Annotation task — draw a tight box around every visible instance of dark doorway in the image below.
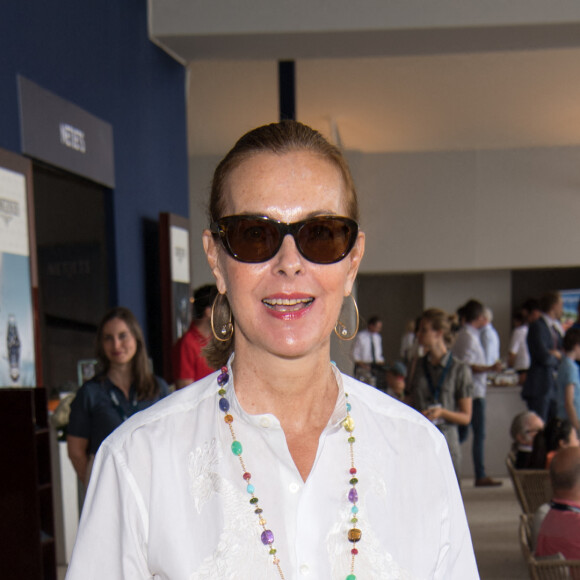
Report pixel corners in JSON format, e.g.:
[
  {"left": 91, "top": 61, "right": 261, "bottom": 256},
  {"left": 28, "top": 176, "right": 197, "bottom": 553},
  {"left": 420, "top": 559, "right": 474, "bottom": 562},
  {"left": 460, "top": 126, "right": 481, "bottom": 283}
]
[{"left": 33, "top": 163, "right": 113, "bottom": 394}]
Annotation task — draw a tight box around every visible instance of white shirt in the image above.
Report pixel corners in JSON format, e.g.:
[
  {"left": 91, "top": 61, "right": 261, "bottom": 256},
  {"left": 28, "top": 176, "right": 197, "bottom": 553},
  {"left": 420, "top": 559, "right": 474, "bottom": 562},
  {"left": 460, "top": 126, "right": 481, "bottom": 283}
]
[
  {"left": 453, "top": 324, "right": 488, "bottom": 398},
  {"left": 400, "top": 331, "right": 416, "bottom": 360},
  {"left": 508, "top": 325, "right": 530, "bottom": 371},
  {"left": 480, "top": 323, "right": 500, "bottom": 366},
  {"left": 541, "top": 313, "right": 564, "bottom": 343},
  {"left": 352, "top": 329, "right": 384, "bottom": 364},
  {"left": 67, "top": 361, "right": 478, "bottom": 580}
]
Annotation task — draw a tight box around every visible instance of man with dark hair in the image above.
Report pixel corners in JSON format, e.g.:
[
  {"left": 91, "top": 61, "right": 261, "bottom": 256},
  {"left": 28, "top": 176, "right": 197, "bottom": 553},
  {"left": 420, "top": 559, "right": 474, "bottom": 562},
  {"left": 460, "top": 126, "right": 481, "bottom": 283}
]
[
  {"left": 522, "top": 297, "right": 542, "bottom": 325},
  {"left": 352, "top": 315, "right": 385, "bottom": 387},
  {"left": 172, "top": 284, "right": 218, "bottom": 389},
  {"left": 522, "top": 291, "right": 564, "bottom": 422},
  {"left": 536, "top": 446, "right": 580, "bottom": 559},
  {"left": 453, "top": 299, "right": 502, "bottom": 486}
]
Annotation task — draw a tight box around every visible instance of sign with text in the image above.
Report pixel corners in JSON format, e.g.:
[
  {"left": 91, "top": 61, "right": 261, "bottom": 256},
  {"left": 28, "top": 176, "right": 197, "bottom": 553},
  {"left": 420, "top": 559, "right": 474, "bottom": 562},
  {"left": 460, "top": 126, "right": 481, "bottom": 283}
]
[
  {"left": 18, "top": 76, "right": 115, "bottom": 188},
  {"left": 0, "top": 164, "right": 36, "bottom": 386}
]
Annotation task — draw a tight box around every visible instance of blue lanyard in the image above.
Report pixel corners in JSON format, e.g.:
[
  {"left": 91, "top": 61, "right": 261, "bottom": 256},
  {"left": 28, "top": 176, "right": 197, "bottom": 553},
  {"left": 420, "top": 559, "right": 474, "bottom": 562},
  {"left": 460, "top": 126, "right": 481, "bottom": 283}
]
[
  {"left": 422, "top": 353, "right": 453, "bottom": 403},
  {"left": 109, "top": 388, "right": 137, "bottom": 422},
  {"left": 551, "top": 501, "right": 580, "bottom": 514}
]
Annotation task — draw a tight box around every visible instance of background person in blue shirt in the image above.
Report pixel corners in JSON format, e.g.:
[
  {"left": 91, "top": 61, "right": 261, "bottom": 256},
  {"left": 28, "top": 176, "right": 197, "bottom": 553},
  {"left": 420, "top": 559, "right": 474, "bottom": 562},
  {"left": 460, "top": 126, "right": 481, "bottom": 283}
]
[
  {"left": 67, "top": 307, "right": 169, "bottom": 485},
  {"left": 556, "top": 327, "right": 580, "bottom": 435}
]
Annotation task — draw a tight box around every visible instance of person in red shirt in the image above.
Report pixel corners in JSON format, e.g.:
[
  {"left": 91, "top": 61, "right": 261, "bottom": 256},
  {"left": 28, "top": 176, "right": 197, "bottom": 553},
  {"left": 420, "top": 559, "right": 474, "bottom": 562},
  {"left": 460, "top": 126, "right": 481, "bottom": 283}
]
[
  {"left": 172, "top": 284, "right": 218, "bottom": 389},
  {"left": 536, "top": 446, "right": 580, "bottom": 559}
]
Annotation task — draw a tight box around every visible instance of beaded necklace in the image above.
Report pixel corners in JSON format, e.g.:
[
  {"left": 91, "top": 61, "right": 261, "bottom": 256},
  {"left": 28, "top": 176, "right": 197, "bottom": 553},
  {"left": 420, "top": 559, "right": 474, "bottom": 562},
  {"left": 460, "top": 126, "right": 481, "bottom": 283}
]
[{"left": 216, "top": 365, "right": 361, "bottom": 580}]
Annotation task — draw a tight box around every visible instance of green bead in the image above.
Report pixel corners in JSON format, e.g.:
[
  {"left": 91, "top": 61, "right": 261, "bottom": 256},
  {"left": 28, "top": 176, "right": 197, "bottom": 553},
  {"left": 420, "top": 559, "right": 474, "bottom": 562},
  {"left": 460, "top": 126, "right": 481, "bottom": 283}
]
[
  {"left": 349, "top": 477, "right": 359, "bottom": 485},
  {"left": 351, "top": 517, "right": 358, "bottom": 524},
  {"left": 231, "top": 441, "right": 243, "bottom": 455},
  {"left": 218, "top": 388, "right": 226, "bottom": 396},
  {"left": 249, "top": 497, "right": 259, "bottom": 504},
  {"left": 348, "top": 436, "right": 355, "bottom": 443},
  {"left": 346, "top": 575, "right": 356, "bottom": 580},
  {"left": 269, "top": 548, "right": 277, "bottom": 555}
]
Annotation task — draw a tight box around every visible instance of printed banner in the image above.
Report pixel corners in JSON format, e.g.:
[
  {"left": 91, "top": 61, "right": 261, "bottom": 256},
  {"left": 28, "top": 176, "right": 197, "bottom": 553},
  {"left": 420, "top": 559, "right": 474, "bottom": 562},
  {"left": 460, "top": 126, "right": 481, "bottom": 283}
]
[{"left": 0, "top": 167, "right": 35, "bottom": 386}]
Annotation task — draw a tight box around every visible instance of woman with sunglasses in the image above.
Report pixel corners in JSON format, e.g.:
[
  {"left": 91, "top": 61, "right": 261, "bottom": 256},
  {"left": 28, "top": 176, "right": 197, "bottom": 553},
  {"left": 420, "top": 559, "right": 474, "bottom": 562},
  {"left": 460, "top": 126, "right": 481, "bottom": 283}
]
[{"left": 67, "top": 122, "right": 477, "bottom": 579}]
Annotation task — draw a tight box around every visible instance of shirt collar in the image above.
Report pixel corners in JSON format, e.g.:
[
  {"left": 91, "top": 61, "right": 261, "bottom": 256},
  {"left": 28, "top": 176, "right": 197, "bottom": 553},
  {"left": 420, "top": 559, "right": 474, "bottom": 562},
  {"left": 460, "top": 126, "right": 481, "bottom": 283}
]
[
  {"left": 428, "top": 350, "right": 451, "bottom": 368},
  {"left": 465, "top": 323, "right": 480, "bottom": 338},
  {"left": 225, "top": 355, "right": 347, "bottom": 431},
  {"left": 552, "top": 498, "right": 580, "bottom": 509}
]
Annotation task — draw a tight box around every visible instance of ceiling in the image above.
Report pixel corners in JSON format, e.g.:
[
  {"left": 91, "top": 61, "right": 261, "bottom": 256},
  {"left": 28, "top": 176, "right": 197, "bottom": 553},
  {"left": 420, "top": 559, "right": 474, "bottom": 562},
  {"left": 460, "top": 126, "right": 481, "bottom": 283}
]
[{"left": 153, "top": 22, "right": 580, "bottom": 155}]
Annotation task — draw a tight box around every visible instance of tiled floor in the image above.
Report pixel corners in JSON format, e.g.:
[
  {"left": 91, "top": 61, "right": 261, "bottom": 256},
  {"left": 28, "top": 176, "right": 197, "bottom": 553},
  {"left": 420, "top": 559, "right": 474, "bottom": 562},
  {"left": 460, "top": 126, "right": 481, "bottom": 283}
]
[{"left": 462, "top": 477, "right": 528, "bottom": 580}]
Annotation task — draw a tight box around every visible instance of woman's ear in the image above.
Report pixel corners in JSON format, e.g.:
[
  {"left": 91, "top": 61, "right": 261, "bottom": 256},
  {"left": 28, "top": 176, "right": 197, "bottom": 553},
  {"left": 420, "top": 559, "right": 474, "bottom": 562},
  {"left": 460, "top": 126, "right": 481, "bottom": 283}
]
[
  {"left": 202, "top": 230, "right": 227, "bottom": 294},
  {"left": 344, "top": 231, "right": 365, "bottom": 295}
]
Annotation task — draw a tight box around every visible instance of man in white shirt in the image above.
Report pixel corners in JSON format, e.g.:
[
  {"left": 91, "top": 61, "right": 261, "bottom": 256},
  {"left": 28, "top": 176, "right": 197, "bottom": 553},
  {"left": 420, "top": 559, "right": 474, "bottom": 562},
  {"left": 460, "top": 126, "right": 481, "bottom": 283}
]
[
  {"left": 480, "top": 307, "right": 500, "bottom": 366},
  {"left": 453, "top": 299, "right": 502, "bottom": 487},
  {"left": 508, "top": 310, "right": 530, "bottom": 385},
  {"left": 352, "top": 316, "right": 385, "bottom": 387}
]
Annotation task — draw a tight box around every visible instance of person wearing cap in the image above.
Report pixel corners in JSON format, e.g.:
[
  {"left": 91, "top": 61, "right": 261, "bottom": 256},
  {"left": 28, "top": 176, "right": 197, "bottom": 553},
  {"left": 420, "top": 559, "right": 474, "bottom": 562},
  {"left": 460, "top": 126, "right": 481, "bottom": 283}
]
[
  {"left": 172, "top": 284, "right": 218, "bottom": 389},
  {"left": 385, "top": 361, "right": 407, "bottom": 400}
]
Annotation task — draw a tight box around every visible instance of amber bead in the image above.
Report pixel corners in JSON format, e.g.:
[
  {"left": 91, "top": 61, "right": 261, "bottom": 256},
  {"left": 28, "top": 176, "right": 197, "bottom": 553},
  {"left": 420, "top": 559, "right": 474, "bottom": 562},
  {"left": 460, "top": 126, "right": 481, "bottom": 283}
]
[{"left": 348, "top": 528, "right": 362, "bottom": 543}]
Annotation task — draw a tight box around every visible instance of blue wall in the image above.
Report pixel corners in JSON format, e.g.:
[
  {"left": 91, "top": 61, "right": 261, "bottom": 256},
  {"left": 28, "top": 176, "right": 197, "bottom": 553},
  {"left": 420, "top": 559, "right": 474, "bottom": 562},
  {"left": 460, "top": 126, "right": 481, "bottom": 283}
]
[{"left": 0, "top": 0, "right": 188, "bottom": 347}]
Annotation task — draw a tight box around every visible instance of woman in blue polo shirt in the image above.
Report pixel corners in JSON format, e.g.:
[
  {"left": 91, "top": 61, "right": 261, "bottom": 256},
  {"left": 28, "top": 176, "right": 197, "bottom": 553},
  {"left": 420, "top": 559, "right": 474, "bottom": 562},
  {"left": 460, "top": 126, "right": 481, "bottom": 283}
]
[{"left": 67, "top": 307, "right": 169, "bottom": 485}]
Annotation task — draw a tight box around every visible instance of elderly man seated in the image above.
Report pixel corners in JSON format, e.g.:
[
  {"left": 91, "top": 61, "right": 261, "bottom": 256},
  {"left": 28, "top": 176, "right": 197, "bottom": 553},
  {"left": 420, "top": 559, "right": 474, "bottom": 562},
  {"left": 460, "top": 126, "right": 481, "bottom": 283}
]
[
  {"left": 535, "top": 446, "right": 580, "bottom": 559},
  {"left": 510, "top": 411, "right": 544, "bottom": 468}
]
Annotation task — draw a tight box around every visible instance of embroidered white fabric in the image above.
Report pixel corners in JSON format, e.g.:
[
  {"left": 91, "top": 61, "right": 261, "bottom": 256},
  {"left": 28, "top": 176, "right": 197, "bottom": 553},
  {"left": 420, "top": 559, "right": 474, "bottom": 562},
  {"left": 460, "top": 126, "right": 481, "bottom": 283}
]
[{"left": 66, "top": 360, "right": 479, "bottom": 580}]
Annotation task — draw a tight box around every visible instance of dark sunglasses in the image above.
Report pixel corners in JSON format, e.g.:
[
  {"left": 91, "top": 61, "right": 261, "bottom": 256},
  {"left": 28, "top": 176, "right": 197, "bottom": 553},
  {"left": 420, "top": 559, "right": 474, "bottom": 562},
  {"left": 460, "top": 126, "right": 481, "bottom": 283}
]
[{"left": 210, "top": 214, "right": 359, "bottom": 264}]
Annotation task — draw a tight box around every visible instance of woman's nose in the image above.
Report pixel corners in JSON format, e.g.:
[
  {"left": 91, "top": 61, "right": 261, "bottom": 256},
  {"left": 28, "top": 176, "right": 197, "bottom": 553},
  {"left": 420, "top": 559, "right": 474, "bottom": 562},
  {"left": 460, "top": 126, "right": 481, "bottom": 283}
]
[{"left": 273, "top": 234, "right": 304, "bottom": 275}]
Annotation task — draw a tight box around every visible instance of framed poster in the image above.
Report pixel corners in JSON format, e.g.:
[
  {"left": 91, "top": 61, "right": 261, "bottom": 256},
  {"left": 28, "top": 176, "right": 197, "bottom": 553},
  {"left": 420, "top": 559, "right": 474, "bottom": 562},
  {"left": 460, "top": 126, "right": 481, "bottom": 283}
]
[
  {"left": 0, "top": 148, "right": 40, "bottom": 386},
  {"left": 159, "top": 212, "right": 192, "bottom": 383},
  {"left": 560, "top": 289, "right": 580, "bottom": 331}
]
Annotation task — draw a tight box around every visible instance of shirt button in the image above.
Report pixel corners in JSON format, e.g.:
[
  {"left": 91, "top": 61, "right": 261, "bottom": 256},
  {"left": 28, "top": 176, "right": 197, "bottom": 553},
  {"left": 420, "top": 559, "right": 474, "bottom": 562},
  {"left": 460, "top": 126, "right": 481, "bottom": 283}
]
[
  {"left": 299, "top": 564, "right": 310, "bottom": 575},
  {"left": 260, "top": 417, "right": 271, "bottom": 428},
  {"left": 289, "top": 482, "right": 300, "bottom": 493}
]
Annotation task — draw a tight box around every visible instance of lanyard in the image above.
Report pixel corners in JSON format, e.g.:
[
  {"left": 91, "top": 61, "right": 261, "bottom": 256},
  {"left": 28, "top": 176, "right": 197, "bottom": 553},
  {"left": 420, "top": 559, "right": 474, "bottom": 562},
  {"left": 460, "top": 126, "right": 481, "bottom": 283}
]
[
  {"left": 109, "top": 388, "right": 137, "bottom": 422},
  {"left": 422, "top": 353, "right": 453, "bottom": 403},
  {"left": 551, "top": 501, "right": 580, "bottom": 514}
]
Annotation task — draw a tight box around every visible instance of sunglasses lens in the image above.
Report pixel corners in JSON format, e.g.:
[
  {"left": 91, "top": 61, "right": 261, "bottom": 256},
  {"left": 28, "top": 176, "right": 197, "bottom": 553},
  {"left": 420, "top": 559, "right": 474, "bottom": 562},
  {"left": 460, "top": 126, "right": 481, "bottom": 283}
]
[
  {"left": 226, "top": 218, "right": 280, "bottom": 262},
  {"left": 216, "top": 216, "right": 358, "bottom": 264},
  {"left": 298, "top": 218, "right": 357, "bottom": 263}
]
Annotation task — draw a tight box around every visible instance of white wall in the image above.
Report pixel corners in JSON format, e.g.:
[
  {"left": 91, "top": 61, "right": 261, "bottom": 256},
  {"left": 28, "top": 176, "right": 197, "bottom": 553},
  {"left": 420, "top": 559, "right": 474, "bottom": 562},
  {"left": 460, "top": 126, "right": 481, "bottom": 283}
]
[
  {"left": 188, "top": 154, "right": 220, "bottom": 285},
  {"left": 349, "top": 146, "right": 580, "bottom": 274}
]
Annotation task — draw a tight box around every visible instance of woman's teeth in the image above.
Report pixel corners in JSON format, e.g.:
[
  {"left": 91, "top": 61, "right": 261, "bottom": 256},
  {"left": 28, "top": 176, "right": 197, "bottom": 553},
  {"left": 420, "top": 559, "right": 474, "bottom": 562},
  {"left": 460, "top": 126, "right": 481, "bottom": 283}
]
[{"left": 263, "top": 297, "right": 313, "bottom": 311}]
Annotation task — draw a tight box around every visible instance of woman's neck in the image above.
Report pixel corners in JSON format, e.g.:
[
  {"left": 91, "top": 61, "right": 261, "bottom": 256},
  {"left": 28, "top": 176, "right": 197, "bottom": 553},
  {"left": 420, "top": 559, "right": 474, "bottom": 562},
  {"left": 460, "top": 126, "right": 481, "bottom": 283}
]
[
  {"left": 428, "top": 342, "right": 448, "bottom": 365},
  {"left": 107, "top": 364, "right": 133, "bottom": 396},
  {"left": 232, "top": 345, "right": 337, "bottom": 428},
  {"left": 231, "top": 344, "right": 339, "bottom": 482}
]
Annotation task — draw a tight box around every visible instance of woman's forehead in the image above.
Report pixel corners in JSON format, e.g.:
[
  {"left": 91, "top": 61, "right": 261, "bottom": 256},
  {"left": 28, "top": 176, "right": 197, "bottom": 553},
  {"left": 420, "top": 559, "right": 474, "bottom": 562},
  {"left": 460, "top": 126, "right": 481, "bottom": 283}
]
[{"left": 222, "top": 151, "right": 348, "bottom": 217}]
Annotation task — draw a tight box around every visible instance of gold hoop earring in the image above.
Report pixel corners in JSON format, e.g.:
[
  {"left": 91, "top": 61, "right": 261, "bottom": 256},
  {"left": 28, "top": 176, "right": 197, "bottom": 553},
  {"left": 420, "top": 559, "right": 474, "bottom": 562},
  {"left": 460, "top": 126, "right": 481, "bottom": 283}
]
[
  {"left": 210, "top": 293, "right": 234, "bottom": 342},
  {"left": 334, "top": 293, "right": 359, "bottom": 341}
]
